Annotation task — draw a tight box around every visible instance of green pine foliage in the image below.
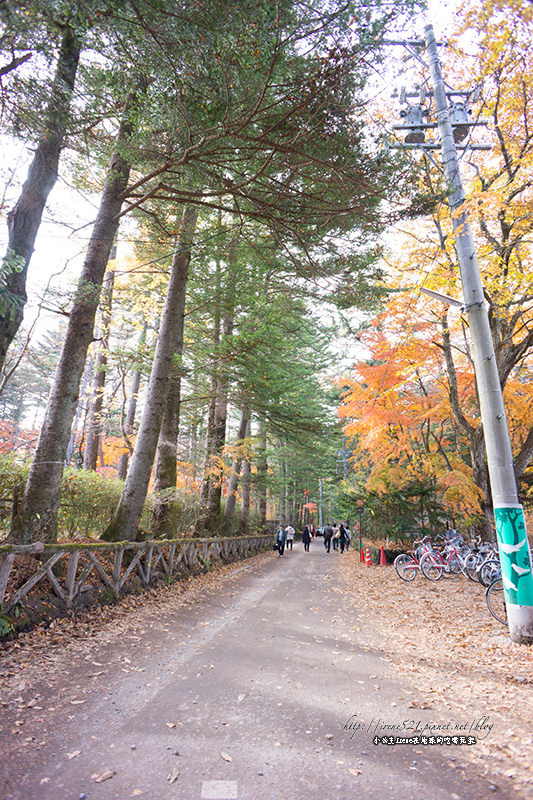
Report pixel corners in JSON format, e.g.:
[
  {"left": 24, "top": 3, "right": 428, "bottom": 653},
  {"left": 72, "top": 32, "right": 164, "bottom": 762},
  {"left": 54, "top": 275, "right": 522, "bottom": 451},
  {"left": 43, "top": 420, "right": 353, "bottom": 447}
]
[{"left": 1, "top": 0, "right": 427, "bottom": 541}]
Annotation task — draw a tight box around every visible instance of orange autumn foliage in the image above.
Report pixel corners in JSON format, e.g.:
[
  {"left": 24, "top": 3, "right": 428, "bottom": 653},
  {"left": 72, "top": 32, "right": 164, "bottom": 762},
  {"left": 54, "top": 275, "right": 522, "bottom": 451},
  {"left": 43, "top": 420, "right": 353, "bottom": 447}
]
[
  {"left": 338, "top": 293, "right": 484, "bottom": 521},
  {"left": 340, "top": 0, "right": 533, "bottom": 521}
]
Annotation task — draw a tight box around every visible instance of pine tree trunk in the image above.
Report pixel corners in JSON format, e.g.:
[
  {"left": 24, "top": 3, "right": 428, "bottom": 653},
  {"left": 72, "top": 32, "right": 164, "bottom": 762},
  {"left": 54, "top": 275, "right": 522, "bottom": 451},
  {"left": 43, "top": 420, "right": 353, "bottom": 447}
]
[
  {"left": 256, "top": 416, "right": 268, "bottom": 529},
  {"left": 117, "top": 324, "right": 146, "bottom": 479},
  {"left": 65, "top": 353, "right": 93, "bottom": 466},
  {"left": 278, "top": 439, "right": 286, "bottom": 522},
  {"left": 239, "top": 418, "right": 252, "bottom": 534},
  {"left": 284, "top": 470, "right": 290, "bottom": 525},
  {"left": 200, "top": 392, "right": 217, "bottom": 508},
  {"left": 105, "top": 205, "right": 198, "bottom": 542},
  {"left": 0, "top": 28, "right": 81, "bottom": 369},
  {"left": 198, "top": 253, "right": 222, "bottom": 518},
  {"left": 83, "top": 265, "right": 115, "bottom": 470},
  {"left": 150, "top": 207, "right": 198, "bottom": 538},
  {"left": 223, "top": 406, "right": 250, "bottom": 534},
  {"left": 10, "top": 108, "right": 133, "bottom": 544},
  {"left": 205, "top": 236, "right": 239, "bottom": 531},
  {"left": 205, "top": 318, "right": 232, "bottom": 530}
]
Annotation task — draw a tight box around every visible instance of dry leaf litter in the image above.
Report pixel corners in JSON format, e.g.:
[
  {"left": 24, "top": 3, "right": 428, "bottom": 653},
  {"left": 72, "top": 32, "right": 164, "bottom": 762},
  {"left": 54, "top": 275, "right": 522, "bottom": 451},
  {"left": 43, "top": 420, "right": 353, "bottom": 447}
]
[{"left": 337, "top": 551, "right": 533, "bottom": 797}]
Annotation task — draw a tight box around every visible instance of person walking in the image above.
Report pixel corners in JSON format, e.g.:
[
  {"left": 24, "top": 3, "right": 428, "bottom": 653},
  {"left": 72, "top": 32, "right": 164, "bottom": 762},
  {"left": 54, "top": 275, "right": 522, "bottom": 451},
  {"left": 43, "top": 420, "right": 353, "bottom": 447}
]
[
  {"left": 323, "top": 523, "right": 333, "bottom": 553},
  {"left": 285, "top": 524, "right": 295, "bottom": 551},
  {"left": 332, "top": 523, "right": 340, "bottom": 551},
  {"left": 344, "top": 524, "right": 351, "bottom": 551},
  {"left": 302, "top": 525, "right": 311, "bottom": 552},
  {"left": 275, "top": 525, "right": 287, "bottom": 557},
  {"left": 339, "top": 523, "right": 347, "bottom": 553}
]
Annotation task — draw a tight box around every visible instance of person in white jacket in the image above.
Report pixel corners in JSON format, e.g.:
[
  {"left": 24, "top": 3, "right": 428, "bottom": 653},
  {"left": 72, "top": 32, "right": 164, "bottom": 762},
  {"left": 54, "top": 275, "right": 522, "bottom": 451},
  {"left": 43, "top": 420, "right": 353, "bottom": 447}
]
[{"left": 285, "top": 524, "right": 295, "bottom": 550}]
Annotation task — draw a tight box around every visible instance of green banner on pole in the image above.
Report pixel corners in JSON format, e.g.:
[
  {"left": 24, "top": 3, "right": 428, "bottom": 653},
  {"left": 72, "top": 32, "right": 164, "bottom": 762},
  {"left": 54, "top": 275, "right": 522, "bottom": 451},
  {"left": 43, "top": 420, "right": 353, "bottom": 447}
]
[{"left": 494, "top": 505, "right": 533, "bottom": 607}]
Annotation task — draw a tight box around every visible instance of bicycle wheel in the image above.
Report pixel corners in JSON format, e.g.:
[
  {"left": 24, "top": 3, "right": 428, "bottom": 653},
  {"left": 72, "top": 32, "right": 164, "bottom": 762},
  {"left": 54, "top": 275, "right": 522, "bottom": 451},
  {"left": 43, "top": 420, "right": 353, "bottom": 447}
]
[
  {"left": 394, "top": 554, "right": 417, "bottom": 582},
  {"left": 414, "top": 544, "right": 429, "bottom": 561},
  {"left": 464, "top": 553, "right": 481, "bottom": 582},
  {"left": 478, "top": 558, "right": 501, "bottom": 587},
  {"left": 447, "top": 553, "right": 462, "bottom": 574},
  {"left": 420, "top": 552, "right": 444, "bottom": 581},
  {"left": 486, "top": 578, "right": 507, "bottom": 625}
]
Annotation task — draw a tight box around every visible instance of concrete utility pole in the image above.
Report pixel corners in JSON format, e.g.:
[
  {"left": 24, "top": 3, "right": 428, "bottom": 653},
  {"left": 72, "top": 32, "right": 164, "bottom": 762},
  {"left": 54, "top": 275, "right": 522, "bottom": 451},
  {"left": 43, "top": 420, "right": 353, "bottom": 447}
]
[{"left": 422, "top": 24, "right": 533, "bottom": 644}]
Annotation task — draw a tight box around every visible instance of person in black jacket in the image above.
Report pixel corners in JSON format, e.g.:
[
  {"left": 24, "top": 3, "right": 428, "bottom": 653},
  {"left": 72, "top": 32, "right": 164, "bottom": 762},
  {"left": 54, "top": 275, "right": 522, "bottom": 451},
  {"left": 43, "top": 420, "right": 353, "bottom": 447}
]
[
  {"left": 323, "top": 523, "right": 333, "bottom": 553},
  {"left": 302, "top": 525, "right": 311, "bottom": 552},
  {"left": 275, "top": 525, "right": 287, "bottom": 557},
  {"left": 339, "top": 523, "right": 347, "bottom": 553}
]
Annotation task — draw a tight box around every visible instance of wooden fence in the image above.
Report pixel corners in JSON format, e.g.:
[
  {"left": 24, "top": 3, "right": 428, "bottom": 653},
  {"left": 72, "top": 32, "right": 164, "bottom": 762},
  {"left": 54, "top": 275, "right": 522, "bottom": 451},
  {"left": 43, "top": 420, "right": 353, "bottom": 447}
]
[{"left": 0, "top": 534, "right": 271, "bottom": 612}]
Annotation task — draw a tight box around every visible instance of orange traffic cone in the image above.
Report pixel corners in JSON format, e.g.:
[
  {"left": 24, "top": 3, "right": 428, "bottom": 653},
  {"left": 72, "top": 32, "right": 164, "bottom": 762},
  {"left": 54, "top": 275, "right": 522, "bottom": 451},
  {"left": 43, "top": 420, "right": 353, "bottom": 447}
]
[
  {"left": 379, "top": 545, "right": 387, "bottom": 566},
  {"left": 365, "top": 546, "right": 371, "bottom": 565},
  {"left": 360, "top": 547, "right": 365, "bottom": 563}
]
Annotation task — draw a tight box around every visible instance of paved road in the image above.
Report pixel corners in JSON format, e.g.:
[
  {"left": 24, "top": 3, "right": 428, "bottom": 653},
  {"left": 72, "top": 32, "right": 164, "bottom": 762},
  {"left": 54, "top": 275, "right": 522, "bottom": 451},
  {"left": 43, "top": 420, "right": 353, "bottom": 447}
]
[{"left": 1, "top": 543, "right": 518, "bottom": 799}]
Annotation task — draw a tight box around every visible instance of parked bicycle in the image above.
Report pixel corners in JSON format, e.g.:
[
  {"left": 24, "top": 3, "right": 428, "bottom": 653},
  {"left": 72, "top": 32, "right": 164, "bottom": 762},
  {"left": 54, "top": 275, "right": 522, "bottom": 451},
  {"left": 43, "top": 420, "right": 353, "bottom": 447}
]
[
  {"left": 419, "top": 535, "right": 477, "bottom": 581},
  {"left": 476, "top": 555, "right": 501, "bottom": 587},
  {"left": 486, "top": 577, "right": 507, "bottom": 625},
  {"left": 464, "top": 540, "right": 497, "bottom": 581},
  {"left": 393, "top": 536, "right": 434, "bottom": 582}
]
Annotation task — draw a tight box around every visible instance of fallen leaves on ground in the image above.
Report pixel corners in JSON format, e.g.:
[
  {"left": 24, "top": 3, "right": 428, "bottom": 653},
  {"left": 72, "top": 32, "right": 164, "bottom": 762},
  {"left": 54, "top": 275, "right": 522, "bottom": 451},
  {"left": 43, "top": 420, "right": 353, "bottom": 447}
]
[
  {"left": 337, "top": 552, "right": 533, "bottom": 798},
  {"left": 92, "top": 769, "right": 116, "bottom": 783},
  {"left": 348, "top": 767, "right": 362, "bottom": 776},
  {"left": 166, "top": 767, "right": 180, "bottom": 784},
  {"left": 0, "top": 554, "right": 272, "bottom": 791}
]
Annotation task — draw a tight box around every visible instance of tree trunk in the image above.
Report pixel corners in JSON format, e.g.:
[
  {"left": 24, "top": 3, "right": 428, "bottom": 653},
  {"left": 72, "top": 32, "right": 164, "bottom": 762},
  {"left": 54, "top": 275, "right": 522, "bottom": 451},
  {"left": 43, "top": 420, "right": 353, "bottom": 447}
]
[
  {"left": 105, "top": 205, "right": 198, "bottom": 542},
  {"left": 239, "top": 418, "right": 252, "bottom": 534},
  {"left": 284, "top": 467, "right": 290, "bottom": 525},
  {"left": 223, "top": 406, "right": 250, "bottom": 534},
  {"left": 0, "top": 28, "right": 81, "bottom": 369},
  {"left": 256, "top": 416, "right": 268, "bottom": 529},
  {"left": 65, "top": 353, "right": 93, "bottom": 466},
  {"left": 83, "top": 264, "right": 115, "bottom": 470},
  {"left": 10, "top": 107, "right": 134, "bottom": 544},
  {"left": 469, "top": 426, "right": 494, "bottom": 538},
  {"left": 198, "top": 251, "right": 222, "bottom": 520},
  {"left": 440, "top": 313, "right": 493, "bottom": 534},
  {"left": 199, "top": 393, "right": 217, "bottom": 509},
  {"left": 205, "top": 316, "right": 232, "bottom": 530},
  {"left": 117, "top": 323, "right": 147, "bottom": 479},
  {"left": 205, "top": 237, "right": 239, "bottom": 531},
  {"left": 278, "top": 438, "right": 287, "bottom": 522},
  {"left": 150, "top": 207, "right": 198, "bottom": 538}
]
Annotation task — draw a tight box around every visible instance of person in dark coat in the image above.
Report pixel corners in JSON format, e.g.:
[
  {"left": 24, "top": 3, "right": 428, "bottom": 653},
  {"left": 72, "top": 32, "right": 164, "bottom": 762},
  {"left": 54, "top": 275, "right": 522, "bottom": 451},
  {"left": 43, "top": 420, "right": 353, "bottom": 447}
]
[
  {"left": 302, "top": 525, "right": 311, "bottom": 552},
  {"left": 275, "top": 525, "right": 287, "bottom": 557},
  {"left": 339, "top": 523, "right": 347, "bottom": 553},
  {"left": 323, "top": 523, "right": 333, "bottom": 553}
]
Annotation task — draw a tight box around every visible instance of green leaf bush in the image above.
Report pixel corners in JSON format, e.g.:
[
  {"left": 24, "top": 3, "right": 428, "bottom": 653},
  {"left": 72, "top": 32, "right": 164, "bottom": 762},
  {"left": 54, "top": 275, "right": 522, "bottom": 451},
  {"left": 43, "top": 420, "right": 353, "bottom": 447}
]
[{"left": 0, "top": 455, "right": 125, "bottom": 540}]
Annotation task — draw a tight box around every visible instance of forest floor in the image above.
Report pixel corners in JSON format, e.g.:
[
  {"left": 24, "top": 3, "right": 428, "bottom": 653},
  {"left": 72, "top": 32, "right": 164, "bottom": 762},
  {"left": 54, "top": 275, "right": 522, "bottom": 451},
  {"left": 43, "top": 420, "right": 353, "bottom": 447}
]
[{"left": 338, "top": 550, "right": 533, "bottom": 798}]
